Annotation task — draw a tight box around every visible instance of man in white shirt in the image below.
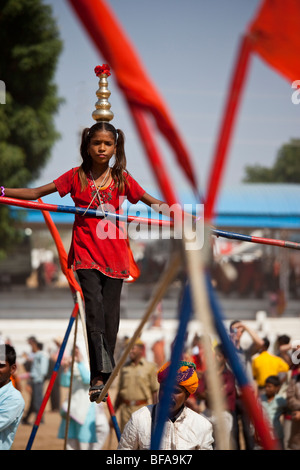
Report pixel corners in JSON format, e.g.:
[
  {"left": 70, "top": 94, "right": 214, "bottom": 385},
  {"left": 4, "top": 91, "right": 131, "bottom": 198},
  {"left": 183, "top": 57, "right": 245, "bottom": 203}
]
[
  {"left": 117, "top": 361, "right": 213, "bottom": 450},
  {"left": 0, "top": 344, "right": 25, "bottom": 450}
]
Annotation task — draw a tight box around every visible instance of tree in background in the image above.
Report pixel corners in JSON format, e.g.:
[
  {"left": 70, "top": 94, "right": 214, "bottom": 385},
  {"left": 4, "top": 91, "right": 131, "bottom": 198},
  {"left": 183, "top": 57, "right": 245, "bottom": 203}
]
[
  {"left": 243, "top": 139, "right": 300, "bottom": 183},
  {"left": 0, "top": 0, "right": 63, "bottom": 258}
]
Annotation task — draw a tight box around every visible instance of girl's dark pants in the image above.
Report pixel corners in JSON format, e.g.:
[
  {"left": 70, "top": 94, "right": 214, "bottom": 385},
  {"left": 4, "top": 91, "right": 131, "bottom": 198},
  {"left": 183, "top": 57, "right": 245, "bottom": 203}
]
[{"left": 77, "top": 269, "right": 123, "bottom": 385}]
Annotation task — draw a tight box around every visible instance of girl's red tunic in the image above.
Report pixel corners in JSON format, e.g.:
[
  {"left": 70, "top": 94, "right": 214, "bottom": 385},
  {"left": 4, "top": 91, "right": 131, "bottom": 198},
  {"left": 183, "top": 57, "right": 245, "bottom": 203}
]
[{"left": 54, "top": 167, "right": 145, "bottom": 279}]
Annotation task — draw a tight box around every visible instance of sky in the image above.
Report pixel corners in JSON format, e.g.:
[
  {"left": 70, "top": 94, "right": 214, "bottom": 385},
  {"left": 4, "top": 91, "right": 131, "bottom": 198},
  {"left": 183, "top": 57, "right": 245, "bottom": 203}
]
[{"left": 35, "top": 0, "right": 300, "bottom": 203}]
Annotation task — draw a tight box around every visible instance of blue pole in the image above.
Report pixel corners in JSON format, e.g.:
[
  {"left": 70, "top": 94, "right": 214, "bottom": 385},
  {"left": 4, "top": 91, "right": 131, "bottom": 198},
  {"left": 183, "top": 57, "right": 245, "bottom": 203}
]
[{"left": 150, "top": 281, "right": 192, "bottom": 450}]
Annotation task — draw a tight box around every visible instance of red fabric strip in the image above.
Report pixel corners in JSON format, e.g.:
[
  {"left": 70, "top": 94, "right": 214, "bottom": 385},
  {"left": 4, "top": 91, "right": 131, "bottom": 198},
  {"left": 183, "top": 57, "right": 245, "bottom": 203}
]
[
  {"left": 248, "top": 0, "right": 300, "bottom": 83},
  {"left": 205, "top": 35, "right": 252, "bottom": 222}
]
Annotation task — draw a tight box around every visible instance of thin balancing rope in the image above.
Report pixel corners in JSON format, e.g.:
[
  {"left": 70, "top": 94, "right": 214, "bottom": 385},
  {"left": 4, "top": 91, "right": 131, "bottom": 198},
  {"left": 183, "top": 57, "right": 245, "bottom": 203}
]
[{"left": 95, "top": 251, "right": 182, "bottom": 404}]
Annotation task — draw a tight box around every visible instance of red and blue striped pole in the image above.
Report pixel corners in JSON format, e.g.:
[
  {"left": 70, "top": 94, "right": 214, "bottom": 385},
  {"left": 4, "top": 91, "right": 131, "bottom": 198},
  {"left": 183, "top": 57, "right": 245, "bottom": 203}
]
[
  {"left": 1, "top": 196, "right": 300, "bottom": 250},
  {"left": 212, "top": 228, "right": 300, "bottom": 250},
  {"left": 106, "top": 395, "right": 121, "bottom": 442},
  {"left": 0, "top": 196, "right": 171, "bottom": 226}
]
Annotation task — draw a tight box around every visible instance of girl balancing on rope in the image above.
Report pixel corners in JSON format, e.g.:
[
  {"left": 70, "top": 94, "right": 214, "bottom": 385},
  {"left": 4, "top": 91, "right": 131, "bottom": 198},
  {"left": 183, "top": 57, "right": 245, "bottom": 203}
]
[{"left": 2, "top": 65, "right": 168, "bottom": 403}]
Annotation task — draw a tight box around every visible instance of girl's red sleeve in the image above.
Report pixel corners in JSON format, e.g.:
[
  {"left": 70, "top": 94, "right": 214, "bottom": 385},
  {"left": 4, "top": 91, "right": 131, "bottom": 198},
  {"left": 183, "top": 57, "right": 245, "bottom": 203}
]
[
  {"left": 53, "top": 168, "right": 78, "bottom": 197},
  {"left": 125, "top": 173, "right": 145, "bottom": 204}
]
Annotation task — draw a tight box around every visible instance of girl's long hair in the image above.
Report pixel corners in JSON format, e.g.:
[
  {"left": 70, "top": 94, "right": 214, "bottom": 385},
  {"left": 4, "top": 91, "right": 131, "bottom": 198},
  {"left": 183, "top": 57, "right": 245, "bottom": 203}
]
[{"left": 78, "top": 121, "right": 127, "bottom": 192}]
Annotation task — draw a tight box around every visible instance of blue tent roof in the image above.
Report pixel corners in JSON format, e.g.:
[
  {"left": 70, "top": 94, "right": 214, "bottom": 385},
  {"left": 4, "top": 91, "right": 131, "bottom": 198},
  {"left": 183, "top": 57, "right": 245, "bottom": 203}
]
[
  {"left": 9, "top": 184, "right": 300, "bottom": 229},
  {"left": 213, "top": 184, "right": 300, "bottom": 228}
]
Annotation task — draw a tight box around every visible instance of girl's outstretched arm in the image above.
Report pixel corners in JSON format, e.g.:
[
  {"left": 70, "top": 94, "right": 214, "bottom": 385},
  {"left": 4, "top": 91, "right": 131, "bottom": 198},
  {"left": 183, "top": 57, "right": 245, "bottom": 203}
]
[
  {"left": 4, "top": 182, "right": 57, "bottom": 200},
  {"left": 141, "top": 192, "right": 196, "bottom": 225},
  {"left": 141, "top": 192, "right": 191, "bottom": 218},
  {"left": 140, "top": 192, "right": 171, "bottom": 217}
]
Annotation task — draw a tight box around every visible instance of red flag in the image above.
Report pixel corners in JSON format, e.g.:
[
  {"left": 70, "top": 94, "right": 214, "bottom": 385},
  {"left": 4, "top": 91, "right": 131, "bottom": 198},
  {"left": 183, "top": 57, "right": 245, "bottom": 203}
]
[
  {"left": 128, "top": 104, "right": 179, "bottom": 206},
  {"left": 206, "top": 0, "right": 300, "bottom": 221},
  {"left": 248, "top": 0, "right": 300, "bottom": 82},
  {"left": 68, "top": 0, "right": 198, "bottom": 193}
]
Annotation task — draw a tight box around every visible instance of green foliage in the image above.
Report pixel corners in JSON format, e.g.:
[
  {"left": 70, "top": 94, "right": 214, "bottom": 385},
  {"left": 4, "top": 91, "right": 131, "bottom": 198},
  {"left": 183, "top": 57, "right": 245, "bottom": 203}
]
[
  {"left": 243, "top": 139, "right": 300, "bottom": 183},
  {"left": 0, "top": 0, "right": 63, "bottom": 257}
]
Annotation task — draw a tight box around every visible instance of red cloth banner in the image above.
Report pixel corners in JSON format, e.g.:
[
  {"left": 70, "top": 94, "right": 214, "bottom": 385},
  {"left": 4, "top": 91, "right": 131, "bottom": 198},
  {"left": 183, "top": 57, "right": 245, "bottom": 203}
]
[{"left": 249, "top": 0, "right": 300, "bottom": 83}]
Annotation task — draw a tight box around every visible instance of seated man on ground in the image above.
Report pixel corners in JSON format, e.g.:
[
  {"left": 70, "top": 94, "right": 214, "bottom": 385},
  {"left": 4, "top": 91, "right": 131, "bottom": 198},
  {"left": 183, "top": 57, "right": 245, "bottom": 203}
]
[{"left": 117, "top": 361, "right": 214, "bottom": 450}]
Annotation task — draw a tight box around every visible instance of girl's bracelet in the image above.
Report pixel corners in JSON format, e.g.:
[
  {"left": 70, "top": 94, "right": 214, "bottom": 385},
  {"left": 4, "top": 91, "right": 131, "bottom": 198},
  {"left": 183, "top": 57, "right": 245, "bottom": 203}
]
[{"left": 0, "top": 186, "right": 5, "bottom": 197}]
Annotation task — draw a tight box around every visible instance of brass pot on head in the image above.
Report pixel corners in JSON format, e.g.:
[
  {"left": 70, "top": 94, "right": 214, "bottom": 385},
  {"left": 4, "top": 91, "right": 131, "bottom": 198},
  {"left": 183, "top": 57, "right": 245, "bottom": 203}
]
[{"left": 92, "top": 66, "right": 114, "bottom": 122}]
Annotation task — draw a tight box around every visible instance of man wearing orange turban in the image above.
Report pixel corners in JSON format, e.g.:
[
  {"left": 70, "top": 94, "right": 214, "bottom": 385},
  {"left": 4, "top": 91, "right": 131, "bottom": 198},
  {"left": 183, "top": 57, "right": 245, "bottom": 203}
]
[
  {"left": 157, "top": 361, "right": 199, "bottom": 395},
  {"left": 118, "top": 361, "right": 213, "bottom": 450}
]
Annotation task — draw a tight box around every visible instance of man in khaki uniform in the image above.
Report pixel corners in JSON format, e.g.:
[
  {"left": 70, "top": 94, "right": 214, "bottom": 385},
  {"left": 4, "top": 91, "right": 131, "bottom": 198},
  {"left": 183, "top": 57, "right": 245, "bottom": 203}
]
[{"left": 114, "top": 339, "right": 159, "bottom": 431}]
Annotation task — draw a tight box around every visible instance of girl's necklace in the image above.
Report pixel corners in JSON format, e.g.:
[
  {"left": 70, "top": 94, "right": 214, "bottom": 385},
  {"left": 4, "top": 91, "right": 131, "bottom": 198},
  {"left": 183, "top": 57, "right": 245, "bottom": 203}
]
[
  {"left": 92, "top": 167, "right": 110, "bottom": 190},
  {"left": 91, "top": 167, "right": 110, "bottom": 213},
  {"left": 82, "top": 168, "right": 110, "bottom": 216}
]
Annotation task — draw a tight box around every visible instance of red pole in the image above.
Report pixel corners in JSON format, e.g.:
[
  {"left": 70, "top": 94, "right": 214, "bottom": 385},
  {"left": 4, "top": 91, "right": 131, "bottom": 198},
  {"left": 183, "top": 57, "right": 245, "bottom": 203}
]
[
  {"left": 205, "top": 35, "right": 252, "bottom": 221},
  {"left": 129, "top": 105, "right": 180, "bottom": 208},
  {"left": 241, "top": 385, "right": 280, "bottom": 450}
]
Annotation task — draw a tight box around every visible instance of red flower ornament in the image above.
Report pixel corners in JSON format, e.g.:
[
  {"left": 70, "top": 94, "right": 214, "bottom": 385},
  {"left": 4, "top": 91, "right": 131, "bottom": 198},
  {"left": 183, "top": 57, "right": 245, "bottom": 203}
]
[{"left": 94, "top": 64, "right": 111, "bottom": 77}]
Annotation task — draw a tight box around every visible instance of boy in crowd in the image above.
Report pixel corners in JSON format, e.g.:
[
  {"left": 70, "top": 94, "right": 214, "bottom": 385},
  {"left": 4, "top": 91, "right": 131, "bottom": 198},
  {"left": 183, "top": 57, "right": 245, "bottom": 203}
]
[{"left": 260, "top": 375, "right": 287, "bottom": 449}]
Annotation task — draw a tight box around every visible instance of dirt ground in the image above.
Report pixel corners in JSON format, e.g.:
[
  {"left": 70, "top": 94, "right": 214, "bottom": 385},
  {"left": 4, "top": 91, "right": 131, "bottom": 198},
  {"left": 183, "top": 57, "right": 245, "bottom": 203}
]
[{"left": 11, "top": 377, "right": 119, "bottom": 451}]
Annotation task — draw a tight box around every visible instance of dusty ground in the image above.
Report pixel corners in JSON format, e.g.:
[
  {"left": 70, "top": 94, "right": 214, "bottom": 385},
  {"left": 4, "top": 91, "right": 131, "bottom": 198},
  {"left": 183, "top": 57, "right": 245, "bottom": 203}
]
[{"left": 11, "top": 377, "right": 119, "bottom": 451}]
